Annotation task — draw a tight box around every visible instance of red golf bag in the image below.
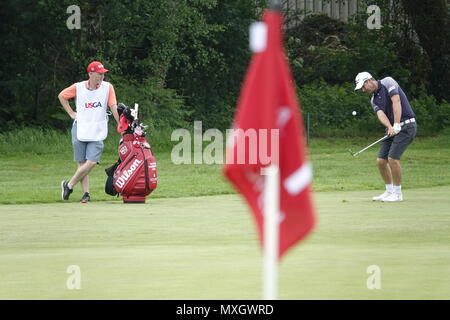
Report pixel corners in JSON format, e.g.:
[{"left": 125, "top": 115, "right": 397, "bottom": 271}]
[{"left": 105, "top": 103, "right": 157, "bottom": 203}]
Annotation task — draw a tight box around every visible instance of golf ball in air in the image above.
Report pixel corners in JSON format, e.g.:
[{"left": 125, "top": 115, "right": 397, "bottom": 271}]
[{"left": 352, "top": 111, "right": 357, "bottom": 116}]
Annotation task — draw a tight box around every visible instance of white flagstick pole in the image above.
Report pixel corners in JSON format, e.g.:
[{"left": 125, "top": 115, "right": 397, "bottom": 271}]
[{"left": 262, "top": 164, "right": 280, "bottom": 300}]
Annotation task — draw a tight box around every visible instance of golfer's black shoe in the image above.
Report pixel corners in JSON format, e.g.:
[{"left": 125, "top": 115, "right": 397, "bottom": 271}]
[
  {"left": 80, "top": 192, "right": 90, "bottom": 203},
  {"left": 61, "top": 180, "right": 73, "bottom": 200}
]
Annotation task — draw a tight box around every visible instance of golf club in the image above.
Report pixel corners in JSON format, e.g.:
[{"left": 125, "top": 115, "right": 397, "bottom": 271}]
[{"left": 348, "top": 134, "right": 389, "bottom": 157}]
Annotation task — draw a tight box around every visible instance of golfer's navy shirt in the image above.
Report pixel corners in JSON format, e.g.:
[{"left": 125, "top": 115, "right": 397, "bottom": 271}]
[{"left": 370, "top": 77, "right": 415, "bottom": 124}]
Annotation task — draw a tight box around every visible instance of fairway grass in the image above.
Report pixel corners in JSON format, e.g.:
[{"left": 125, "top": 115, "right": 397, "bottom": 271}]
[{"left": 1, "top": 186, "right": 450, "bottom": 300}]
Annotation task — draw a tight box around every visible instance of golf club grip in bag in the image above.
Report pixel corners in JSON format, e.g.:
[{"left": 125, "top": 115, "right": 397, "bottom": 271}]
[{"left": 113, "top": 133, "right": 157, "bottom": 202}]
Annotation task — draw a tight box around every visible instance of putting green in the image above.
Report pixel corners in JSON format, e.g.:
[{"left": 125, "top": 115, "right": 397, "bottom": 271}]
[{"left": 1, "top": 186, "right": 449, "bottom": 299}]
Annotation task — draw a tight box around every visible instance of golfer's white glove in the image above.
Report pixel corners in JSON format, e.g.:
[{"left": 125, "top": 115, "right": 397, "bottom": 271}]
[{"left": 393, "top": 123, "right": 401, "bottom": 134}]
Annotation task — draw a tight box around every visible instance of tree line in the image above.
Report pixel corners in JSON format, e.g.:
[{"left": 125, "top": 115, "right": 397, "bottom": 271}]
[{"left": 0, "top": 0, "right": 449, "bottom": 133}]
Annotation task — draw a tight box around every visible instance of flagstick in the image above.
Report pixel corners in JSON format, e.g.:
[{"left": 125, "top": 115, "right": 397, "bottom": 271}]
[{"left": 262, "top": 164, "right": 280, "bottom": 300}]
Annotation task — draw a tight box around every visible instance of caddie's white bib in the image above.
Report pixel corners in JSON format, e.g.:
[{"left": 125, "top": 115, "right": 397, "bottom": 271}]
[{"left": 75, "top": 81, "right": 110, "bottom": 141}]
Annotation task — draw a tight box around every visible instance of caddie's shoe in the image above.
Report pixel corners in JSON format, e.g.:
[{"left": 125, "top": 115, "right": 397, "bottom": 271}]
[
  {"left": 381, "top": 192, "right": 403, "bottom": 202},
  {"left": 372, "top": 191, "right": 392, "bottom": 201},
  {"left": 61, "top": 180, "right": 73, "bottom": 200},
  {"left": 80, "top": 192, "right": 90, "bottom": 203}
]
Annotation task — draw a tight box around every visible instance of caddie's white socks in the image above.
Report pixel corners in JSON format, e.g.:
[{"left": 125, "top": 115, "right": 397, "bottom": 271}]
[
  {"left": 393, "top": 185, "right": 402, "bottom": 193},
  {"left": 386, "top": 184, "right": 393, "bottom": 193}
]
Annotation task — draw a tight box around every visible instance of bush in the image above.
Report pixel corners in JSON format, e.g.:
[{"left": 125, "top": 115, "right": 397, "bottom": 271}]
[
  {"left": 298, "top": 81, "right": 381, "bottom": 137},
  {"left": 297, "top": 82, "right": 450, "bottom": 138},
  {"left": 410, "top": 95, "right": 450, "bottom": 136},
  {"left": 112, "top": 76, "right": 190, "bottom": 134},
  {"left": 285, "top": 13, "right": 420, "bottom": 96}
]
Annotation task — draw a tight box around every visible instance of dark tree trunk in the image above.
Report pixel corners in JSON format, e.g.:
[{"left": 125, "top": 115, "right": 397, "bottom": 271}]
[
  {"left": 401, "top": 0, "right": 450, "bottom": 102},
  {"left": 83, "top": 0, "right": 104, "bottom": 59}
]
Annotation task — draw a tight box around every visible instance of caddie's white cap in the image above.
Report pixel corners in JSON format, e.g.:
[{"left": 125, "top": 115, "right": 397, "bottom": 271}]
[{"left": 354, "top": 72, "right": 373, "bottom": 90}]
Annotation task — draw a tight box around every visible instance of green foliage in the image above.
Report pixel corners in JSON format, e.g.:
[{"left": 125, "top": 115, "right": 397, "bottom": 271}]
[
  {"left": 1, "top": 0, "right": 448, "bottom": 138},
  {"left": 298, "top": 81, "right": 381, "bottom": 137},
  {"left": 111, "top": 76, "right": 190, "bottom": 132},
  {"left": 0, "top": 0, "right": 77, "bottom": 128},
  {"left": 285, "top": 13, "right": 413, "bottom": 92},
  {"left": 409, "top": 96, "right": 450, "bottom": 136},
  {"left": 284, "top": 11, "right": 450, "bottom": 138},
  {"left": 101, "top": 0, "right": 223, "bottom": 84},
  {"left": 0, "top": 0, "right": 261, "bottom": 132},
  {"left": 297, "top": 81, "right": 450, "bottom": 137},
  {"left": 166, "top": 0, "right": 260, "bottom": 130}
]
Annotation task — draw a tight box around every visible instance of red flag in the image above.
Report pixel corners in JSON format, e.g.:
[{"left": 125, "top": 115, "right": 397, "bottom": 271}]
[{"left": 224, "top": 9, "right": 316, "bottom": 259}]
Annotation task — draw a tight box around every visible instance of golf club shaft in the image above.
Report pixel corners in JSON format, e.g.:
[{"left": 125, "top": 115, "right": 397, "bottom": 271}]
[{"left": 354, "top": 135, "right": 389, "bottom": 156}]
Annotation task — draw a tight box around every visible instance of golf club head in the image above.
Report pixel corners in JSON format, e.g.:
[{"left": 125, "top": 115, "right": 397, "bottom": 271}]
[{"left": 348, "top": 149, "right": 356, "bottom": 157}]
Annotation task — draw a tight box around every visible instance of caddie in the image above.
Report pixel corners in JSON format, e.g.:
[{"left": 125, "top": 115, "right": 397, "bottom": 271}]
[
  {"left": 58, "top": 61, "right": 120, "bottom": 202},
  {"left": 354, "top": 72, "right": 417, "bottom": 202}
]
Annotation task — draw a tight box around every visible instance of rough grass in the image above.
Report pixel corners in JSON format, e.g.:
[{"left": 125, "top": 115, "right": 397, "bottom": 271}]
[{"left": 0, "top": 129, "right": 449, "bottom": 204}]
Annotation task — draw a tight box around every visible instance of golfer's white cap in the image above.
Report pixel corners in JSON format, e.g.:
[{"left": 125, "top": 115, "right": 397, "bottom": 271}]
[{"left": 354, "top": 72, "right": 373, "bottom": 90}]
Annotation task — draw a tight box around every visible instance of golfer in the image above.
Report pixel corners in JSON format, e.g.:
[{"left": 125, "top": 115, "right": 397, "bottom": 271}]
[
  {"left": 58, "top": 61, "right": 120, "bottom": 202},
  {"left": 354, "top": 72, "right": 417, "bottom": 202}
]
